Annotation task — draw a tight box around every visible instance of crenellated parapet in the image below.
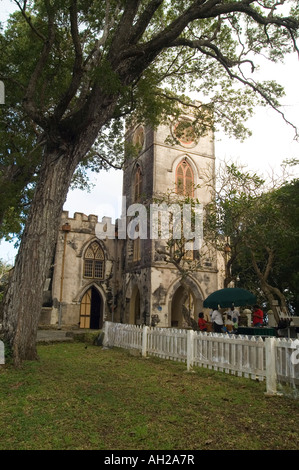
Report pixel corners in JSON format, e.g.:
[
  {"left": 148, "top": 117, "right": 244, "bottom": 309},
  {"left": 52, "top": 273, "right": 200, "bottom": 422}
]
[{"left": 60, "top": 211, "right": 100, "bottom": 234}]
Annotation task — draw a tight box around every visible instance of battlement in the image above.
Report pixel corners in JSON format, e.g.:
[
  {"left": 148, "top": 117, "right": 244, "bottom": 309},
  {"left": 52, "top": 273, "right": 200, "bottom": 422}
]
[
  {"left": 62, "top": 211, "right": 99, "bottom": 223},
  {"left": 60, "top": 211, "right": 117, "bottom": 238}
]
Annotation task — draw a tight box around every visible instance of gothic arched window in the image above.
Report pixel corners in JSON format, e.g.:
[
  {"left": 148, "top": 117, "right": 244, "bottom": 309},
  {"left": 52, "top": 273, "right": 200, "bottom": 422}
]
[
  {"left": 83, "top": 241, "right": 105, "bottom": 279},
  {"left": 134, "top": 166, "right": 142, "bottom": 202},
  {"left": 175, "top": 160, "right": 194, "bottom": 196}
]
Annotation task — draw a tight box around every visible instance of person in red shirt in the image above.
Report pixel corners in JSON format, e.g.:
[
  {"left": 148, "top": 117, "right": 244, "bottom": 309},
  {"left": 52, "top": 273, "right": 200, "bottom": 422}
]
[
  {"left": 252, "top": 305, "right": 263, "bottom": 327},
  {"left": 198, "top": 312, "right": 207, "bottom": 331}
]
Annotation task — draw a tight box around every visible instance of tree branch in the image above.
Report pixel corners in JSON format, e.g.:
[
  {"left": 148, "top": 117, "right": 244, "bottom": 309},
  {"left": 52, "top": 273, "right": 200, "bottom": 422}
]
[
  {"left": 22, "top": 1, "right": 55, "bottom": 127},
  {"left": 53, "top": 0, "right": 84, "bottom": 121},
  {"left": 109, "top": 0, "right": 141, "bottom": 54},
  {"left": 167, "top": 32, "right": 298, "bottom": 138},
  {"left": 264, "top": 246, "right": 275, "bottom": 281},
  {"left": 13, "top": 0, "right": 46, "bottom": 41},
  {"left": 83, "top": 0, "right": 114, "bottom": 69},
  {"left": 130, "top": 0, "right": 164, "bottom": 44},
  {"left": 93, "top": 153, "right": 123, "bottom": 170}
]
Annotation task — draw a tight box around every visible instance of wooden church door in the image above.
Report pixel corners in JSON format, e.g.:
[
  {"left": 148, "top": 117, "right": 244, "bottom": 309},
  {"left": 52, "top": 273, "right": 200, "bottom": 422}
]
[{"left": 80, "top": 287, "right": 103, "bottom": 329}]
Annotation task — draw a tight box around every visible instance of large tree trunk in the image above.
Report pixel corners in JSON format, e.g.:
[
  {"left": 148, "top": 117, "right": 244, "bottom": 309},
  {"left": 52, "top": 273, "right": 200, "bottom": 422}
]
[
  {"left": 1, "top": 147, "right": 78, "bottom": 366},
  {"left": 259, "top": 281, "right": 288, "bottom": 324},
  {"left": 1, "top": 93, "right": 118, "bottom": 365}
]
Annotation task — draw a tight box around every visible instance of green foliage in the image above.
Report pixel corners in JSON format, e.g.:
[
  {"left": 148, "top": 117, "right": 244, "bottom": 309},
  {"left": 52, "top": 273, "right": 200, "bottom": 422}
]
[
  {"left": 206, "top": 160, "right": 299, "bottom": 312},
  {"left": 251, "top": 179, "right": 299, "bottom": 312},
  {"left": 0, "top": 0, "right": 298, "bottom": 242},
  {"left": 0, "top": 259, "right": 12, "bottom": 303},
  {"left": 92, "top": 59, "right": 123, "bottom": 94}
]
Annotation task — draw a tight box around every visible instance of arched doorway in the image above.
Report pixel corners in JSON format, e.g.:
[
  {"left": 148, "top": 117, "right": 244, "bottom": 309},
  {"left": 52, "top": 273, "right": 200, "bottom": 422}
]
[
  {"left": 171, "top": 285, "right": 195, "bottom": 328},
  {"left": 129, "top": 286, "right": 141, "bottom": 325},
  {"left": 80, "top": 287, "right": 103, "bottom": 329}
]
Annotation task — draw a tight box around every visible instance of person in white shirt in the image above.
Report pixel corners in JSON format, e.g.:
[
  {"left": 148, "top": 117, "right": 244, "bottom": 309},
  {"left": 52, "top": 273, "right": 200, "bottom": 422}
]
[
  {"left": 211, "top": 308, "right": 224, "bottom": 333},
  {"left": 226, "top": 306, "right": 240, "bottom": 324}
]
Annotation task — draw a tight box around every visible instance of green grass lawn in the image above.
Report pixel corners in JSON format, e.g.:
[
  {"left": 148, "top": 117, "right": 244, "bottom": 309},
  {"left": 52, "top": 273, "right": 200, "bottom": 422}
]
[{"left": 0, "top": 342, "right": 298, "bottom": 450}]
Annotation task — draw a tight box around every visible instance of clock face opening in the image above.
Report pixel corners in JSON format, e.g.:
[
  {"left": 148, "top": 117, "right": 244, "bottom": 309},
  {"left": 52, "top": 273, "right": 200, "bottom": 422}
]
[{"left": 173, "top": 120, "right": 197, "bottom": 147}]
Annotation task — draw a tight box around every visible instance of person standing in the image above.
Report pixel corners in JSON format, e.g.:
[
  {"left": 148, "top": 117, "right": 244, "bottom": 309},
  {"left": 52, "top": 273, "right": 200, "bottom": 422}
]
[
  {"left": 198, "top": 312, "right": 207, "bottom": 332},
  {"left": 228, "top": 306, "right": 240, "bottom": 324},
  {"left": 211, "top": 308, "right": 224, "bottom": 333},
  {"left": 252, "top": 305, "right": 264, "bottom": 327}
]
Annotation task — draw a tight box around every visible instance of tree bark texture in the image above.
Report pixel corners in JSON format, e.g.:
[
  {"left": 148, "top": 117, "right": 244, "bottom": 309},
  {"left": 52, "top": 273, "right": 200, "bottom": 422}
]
[{"left": 2, "top": 148, "right": 78, "bottom": 365}]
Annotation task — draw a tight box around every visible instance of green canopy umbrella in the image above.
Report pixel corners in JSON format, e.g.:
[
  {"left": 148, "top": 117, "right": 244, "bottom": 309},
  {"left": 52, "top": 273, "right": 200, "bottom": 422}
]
[{"left": 203, "top": 288, "right": 256, "bottom": 310}]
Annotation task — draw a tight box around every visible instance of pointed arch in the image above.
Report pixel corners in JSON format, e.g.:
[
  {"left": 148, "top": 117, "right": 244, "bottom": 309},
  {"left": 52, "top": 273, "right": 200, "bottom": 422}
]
[
  {"left": 171, "top": 285, "right": 195, "bottom": 328},
  {"left": 129, "top": 285, "right": 141, "bottom": 325},
  {"left": 175, "top": 159, "right": 194, "bottom": 196},
  {"left": 134, "top": 165, "right": 143, "bottom": 202},
  {"left": 166, "top": 276, "right": 204, "bottom": 327},
  {"left": 83, "top": 240, "right": 105, "bottom": 280},
  {"left": 79, "top": 284, "right": 104, "bottom": 329}
]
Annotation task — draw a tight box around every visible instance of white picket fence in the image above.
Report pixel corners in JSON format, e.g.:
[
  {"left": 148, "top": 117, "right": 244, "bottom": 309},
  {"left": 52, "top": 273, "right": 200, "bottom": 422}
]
[{"left": 103, "top": 322, "right": 299, "bottom": 396}]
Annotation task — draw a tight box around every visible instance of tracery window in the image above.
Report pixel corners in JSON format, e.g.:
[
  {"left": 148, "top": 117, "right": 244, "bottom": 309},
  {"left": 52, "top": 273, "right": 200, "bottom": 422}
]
[
  {"left": 83, "top": 241, "right": 105, "bottom": 279},
  {"left": 134, "top": 166, "right": 142, "bottom": 202},
  {"left": 175, "top": 160, "right": 194, "bottom": 196},
  {"left": 133, "top": 238, "right": 141, "bottom": 262}
]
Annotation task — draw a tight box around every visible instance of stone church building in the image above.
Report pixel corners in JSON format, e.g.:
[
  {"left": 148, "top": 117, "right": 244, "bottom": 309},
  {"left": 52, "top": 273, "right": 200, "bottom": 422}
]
[{"left": 40, "top": 108, "right": 225, "bottom": 330}]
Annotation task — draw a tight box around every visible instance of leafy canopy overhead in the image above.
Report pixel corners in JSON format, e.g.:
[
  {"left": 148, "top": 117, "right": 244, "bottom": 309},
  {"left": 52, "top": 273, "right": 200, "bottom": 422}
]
[
  {"left": 0, "top": 0, "right": 299, "bottom": 238},
  {"left": 1, "top": 0, "right": 298, "bottom": 138}
]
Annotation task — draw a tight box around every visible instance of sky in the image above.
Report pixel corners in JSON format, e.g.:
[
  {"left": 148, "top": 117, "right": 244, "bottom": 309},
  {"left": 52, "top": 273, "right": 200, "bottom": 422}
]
[{"left": 1, "top": 0, "right": 299, "bottom": 264}]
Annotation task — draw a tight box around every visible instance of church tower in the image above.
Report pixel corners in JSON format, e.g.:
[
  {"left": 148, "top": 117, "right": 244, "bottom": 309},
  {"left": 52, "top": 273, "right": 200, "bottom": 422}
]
[
  {"left": 120, "top": 106, "right": 222, "bottom": 328},
  {"left": 40, "top": 105, "right": 224, "bottom": 330}
]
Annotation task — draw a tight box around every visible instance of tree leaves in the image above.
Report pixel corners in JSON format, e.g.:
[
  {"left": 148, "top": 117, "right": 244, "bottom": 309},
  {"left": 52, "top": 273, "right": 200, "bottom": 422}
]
[
  {"left": 0, "top": 1, "right": 298, "bottom": 239},
  {"left": 205, "top": 160, "right": 299, "bottom": 311}
]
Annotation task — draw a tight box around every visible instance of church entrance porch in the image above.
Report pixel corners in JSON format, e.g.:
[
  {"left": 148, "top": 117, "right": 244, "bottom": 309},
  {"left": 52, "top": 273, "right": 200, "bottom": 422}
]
[
  {"left": 129, "top": 285, "right": 141, "bottom": 325},
  {"left": 171, "top": 285, "right": 195, "bottom": 328},
  {"left": 79, "top": 287, "right": 103, "bottom": 329}
]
